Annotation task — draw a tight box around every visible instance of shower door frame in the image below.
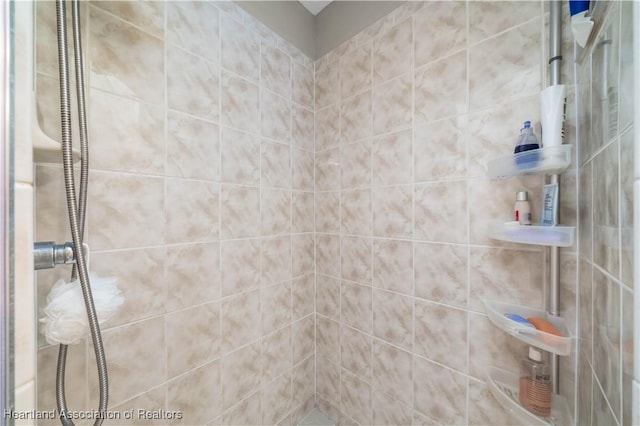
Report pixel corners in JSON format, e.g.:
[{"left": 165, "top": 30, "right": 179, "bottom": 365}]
[{"left": 1, "top": 0, "right": 15, "bottom": 421}]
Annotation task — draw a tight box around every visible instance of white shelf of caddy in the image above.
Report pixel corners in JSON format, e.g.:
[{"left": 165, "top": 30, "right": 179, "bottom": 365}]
[
  {"left": 488, "top": 222, "right": 575, "bottom": 247},
  {"left": 487, "top": 145, "right": 572, "bottom": 179},
  {"left": 487, "top": 367, "right": 572, "bottom": 426},
  {"left": 483, "top": 300, "right": 572, "bottom": 356}
]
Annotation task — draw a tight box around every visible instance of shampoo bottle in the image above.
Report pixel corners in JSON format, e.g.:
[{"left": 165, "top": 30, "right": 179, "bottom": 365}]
[
  {"left": 514, "top": 121, "right": 540, "bottom": 169},
  {"left": 519, "top": 347, "right": 552, "bottom": 417}
]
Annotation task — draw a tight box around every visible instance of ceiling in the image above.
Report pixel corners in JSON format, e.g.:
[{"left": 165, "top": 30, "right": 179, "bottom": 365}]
[{"left": 298, "top": 0, "right": 333, "bottom": 15}]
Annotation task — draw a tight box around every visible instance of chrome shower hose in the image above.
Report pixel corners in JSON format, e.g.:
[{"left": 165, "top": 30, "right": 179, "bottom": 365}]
[{"left": 54, "top": 1, "right": 108, "bottom": 424}]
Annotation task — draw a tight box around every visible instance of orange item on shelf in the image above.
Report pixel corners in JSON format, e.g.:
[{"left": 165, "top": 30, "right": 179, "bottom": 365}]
[{"left": 527, "top": 317, "right": 563, "bottom": 336}]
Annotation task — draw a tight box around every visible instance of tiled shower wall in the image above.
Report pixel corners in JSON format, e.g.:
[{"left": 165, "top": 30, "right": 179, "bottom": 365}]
[
  {"left": 575, "top": 2, "right": 635, "bottom": 425},
  {"left": 34, "top": 1, "right": 316, "bottom": 424},
  {"left": 311, "top": 1, "right": 570, "bottom": 424}
]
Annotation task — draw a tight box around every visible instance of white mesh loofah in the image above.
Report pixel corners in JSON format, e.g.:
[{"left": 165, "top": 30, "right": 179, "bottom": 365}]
[{"left": 40, "top": 274, "right": 124, "bottom": 345}]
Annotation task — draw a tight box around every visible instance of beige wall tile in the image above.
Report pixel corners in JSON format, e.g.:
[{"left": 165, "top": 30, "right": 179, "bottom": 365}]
[
  {"left": 260, "top": 140, "right": 292, "bottom": 188},
  {"left": 292, "top": 233, "right": 315, "bottom": 277},
  {"left": 221, "top": 239, "right": 260, "bottom": 296},
  {"left": 372, "top": 185, "right": 413, "bottom": 238},
  {"left": 373, "top": 18, "right": 412, "bottom": 85},
  {"left": 88, "top": 171, "right": 165, "bottom": 250},
  {"left": 292, "top": 356, "right": 315, "bottom": 409},
  {"left": 341, "top": 236, "right": 372, "bottom": 285},
  {"left": 316, "top": 356, "right": 341, "bottom": 405},
  {"left": 221, "top": 71, "right": 260, "bottom": 134},
  {"left": 261, "top": 90, "right": 291, "bottom": 143},
  {"left": 221, "top": 342, "right": 261, "bottom": 411},
  {"left": 221, "top": 184, "right": 260, "bottom": 238},
  {"left": 316, "top": 234, "right": 341, "bottom": 277},
  {"left": 165, "top": 178, "right": 220, "bottom": 244},
  {"left": 372, "top": 239, "right": 413, "bottom": 295},
  {"left": 221, "top": 127, "right": 260, "bottom": 185},
  {"left": 92, "top": 2, "right": 164, "bottom": 38},
  {"left": 262, "top": 281, "right": 292, "bottom": 335},
  {"left": 372, "top": 73, "right": 412, "bottom": 135},
  {"left": 92, "top": 248, "right": 166, "bottom": 325},
  {"left": 167, "top": 46, "right": 220, "bottom": 122},
  {"left": 414, "top": 180, "right": 467, "bottom": 243},
  {"left": 372, "top": 289, "right": 412, "bottom": 350},
  {"left": 166, "top": 302, "right": 221, "bottom": 378},
  {"left": 467, "top": 379, "right": 514, "bottom": 426},
  {"left": 89, "top": 317, "right": 165, "bottom": 406},
  {"left": 106, "top": 386, "right": 166, "bottom": 426},
  {"left": 91, "top": 90, "right": 165, "bottom": 175},
  {"left": 414, "top": 51, "right": 467, "bottom": 127},
  {"left": 38, "top": 344, "right": 87, "bottom": 415},
  {"left": 167, "top": 360, "right": 221, "bottom": 425},
  {"left": 221, "top": 289, "right": 261, "bottom": 352},
  {"left": 413, "top": 2, "right": 466, "bottom": 68},
  {"left": 222, "top": 390, "right": 261, "bottom": 426},
  {"left": 316, "top": 191, "right": 340, "bottom": 233},
  {"left": 341, "top": 189, "right": 372, "bottom": 236},
  {"left": 293, "top": 147, "right": 314, "bottom": 191},
  {"left": 372, "top": 389, "right": 412, "bottom": 426},
  {"left": 414, "top": 357, "right": 467, "bottom": 424},
  {"left": 340, "top": 281, "right": 372, "bottom": 333},
  {"left": 262, "top": 373, "right": 292, "bottom": 425},
  {"left": 221, "top": 17, "right": 260, "bottom": 82},
  {"left": 468, "top": 313, "right": 528, "bottom": 380},
  {"left": 414, "top": 242, "right": 467, "bottom": 308},
  {"left": 340, "top": 372, "right": 372, "bottom": 426},
  {"left": 468, "top": 1, "right": 540, "bottom": 44},
  {"left": 166, "top": 111, "right": 219, "bottom": 181},
  {"left": 315, "top": 60, "right": 340, "bottom": 110},
  {"left": 341, "top": 140, "right": 372, "bottom": 189},
  {"left": 261, "top": 188, "right": 291, "bottom": 236},
  {"left": 165, "top": 248, "right": 220, "bottom": 311},
  {"left": 262, "top": 44, "right": 291, "bottom": 98},
  {"left": 167, "top": 1, "right": 219, "bottom": 62},
  {"left": 317, "top": 274, "right": 341, "bottom": 320},
  {"left": 262, "top": 236, "right": 292, "bottom": 286},
  {"left": 371, "top": 340, "right": 413, "bottom": 406},
  {"left": 292, "top": 62, "right": 314, "bottom": 110},
  {"left": 292, "top": 192, "right": 314, "bottom": 233},
  {"left": 292, "top": 315, "right": 315, "bottom": 365},
  {"left": 414, "top": 300, "right": 467, "bottom": 372},
  {"left": 469, "top": 19, "right": 541, "bottom": 110},
  {"left": 340, "top": 326, "right": 372, "bottom": 379},
  {"left": 315, "top": 105, "right": 341, "bottom": 152},
  {"left": 317, "top": 316, "right": 340, "bottom": 364},
  {"left": 414, "top": 117, "right": 467, "bottom": 182},
  {"left": 341, "top": 90, "right": 372, "bottom": 143},
  {"left": 89, "top": 6, "right": 164, "bottom": 104},
  {"left": 341, "top": 43, "right": 372, "bottom": 100},
  {"left": 468, "top": 246, "right": 544, "bottom": 312},
  {"left": 292, "top": 106, "right": 315, "bottom": 151},
  {"left": 292, "top": 275, "right": 315, "bottom": 320},
  {"left": 372, "top": 129, "right": 412, "bottom": 186},
  {"left": 262, "top": 325, "right": 292, "bottom": 383}
]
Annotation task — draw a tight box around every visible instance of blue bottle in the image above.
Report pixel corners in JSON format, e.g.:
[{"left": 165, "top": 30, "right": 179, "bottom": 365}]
[{"left": 514, "top": 121, "right": 540, "bottom": 169}]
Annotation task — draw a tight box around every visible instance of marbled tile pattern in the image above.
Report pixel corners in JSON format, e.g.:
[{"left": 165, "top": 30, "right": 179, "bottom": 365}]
[
  {"left": 33, "top": 0, "right": 621, "bottom": 424},
  {"left": 36, "top": 2, "right": 317, "bottom": 424},
  {"left": 310, "top": 1, "right": 581, "bottom": 425}
]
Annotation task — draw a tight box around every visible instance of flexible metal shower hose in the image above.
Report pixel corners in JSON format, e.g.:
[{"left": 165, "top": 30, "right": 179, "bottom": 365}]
[{"left": 54, "top": 1, "right": 109, "bottom": 425}]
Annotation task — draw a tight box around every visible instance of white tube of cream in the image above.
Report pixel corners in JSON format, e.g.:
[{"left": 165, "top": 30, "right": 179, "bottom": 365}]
[{"left": 540, "top": 84, "right": 567, "bottom": 147}]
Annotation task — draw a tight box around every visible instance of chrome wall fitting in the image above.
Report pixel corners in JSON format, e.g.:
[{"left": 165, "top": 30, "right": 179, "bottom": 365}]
[{"left": 33, "top": 241, "right": 75, "bottom": 270}]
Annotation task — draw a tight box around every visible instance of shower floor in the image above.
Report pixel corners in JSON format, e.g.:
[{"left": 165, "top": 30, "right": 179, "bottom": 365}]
[{"left": 297, "top": 408, "right": 334, "bottom": 426}]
